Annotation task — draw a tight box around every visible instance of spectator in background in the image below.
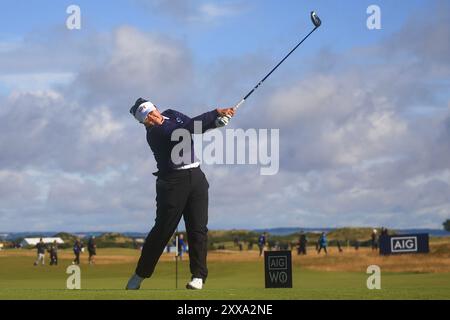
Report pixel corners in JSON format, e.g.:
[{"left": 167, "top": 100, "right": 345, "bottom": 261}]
[
  {"left": 354, "top": 240, "right": 360, "bottom": 251},
  {"left": 48, "top": 240, "right": 58, "bottom": 266},
  {"left": 371, "top": 229, "right": 379, "bottom": 251},
  {"left": 34, "top": 238, "right": 46, "bottom": 266},
  {"left": 233, "top": 236, "right": 240, "bottom": 248},
  {"left": 317, "top": 232, "right": 328, "bottom": 255},
  {"left": 73, "top": 239, "right": 82, "bottom": 265},
  {"left": 268, "top": 240, "right": 275, "bottom": 251},
  {"left": 336, "top": 240, "right": 343, "bottom": 253},
  {"left": 172, "top": 236, "right": 177, "bottom": 253},
  {"left": 258, "top": 232, "right": 267, "bottom": 257},
  {"left": 88, "top": 236, "right": 97, "bottom": 265},
  {"left": 379, "top": 227, "right": 390, "bottom": 255},
  {"left": 274, "top": 241, "right": 280, "bottom": 251},
  {"left": 379, "top": 227, "right": 389, "bottom": 243},
  {"left": 298, "top": 231, "right": 308, "bottom": 255}
]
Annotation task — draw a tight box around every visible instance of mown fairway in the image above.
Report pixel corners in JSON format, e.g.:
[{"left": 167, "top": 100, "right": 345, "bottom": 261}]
[{"left": 0, "top": 248, "right": 449, "bottom": 300}]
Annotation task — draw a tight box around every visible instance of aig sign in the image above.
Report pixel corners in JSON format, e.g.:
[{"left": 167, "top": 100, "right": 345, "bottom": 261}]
[
  {"left": 391, "top": 236, "right": 418, "bottom": 253},
  {"left": 380, "top": 234, "right": 429, "bottom": 255},
  {"left": 265, "top": 251, "right": 292, "bottom": 288}
]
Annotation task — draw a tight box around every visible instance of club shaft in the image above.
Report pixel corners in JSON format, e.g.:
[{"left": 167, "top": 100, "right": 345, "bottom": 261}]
[
  {"left": 175, "top": 232, "right": 179, "bottom": 289},
  {"left": 235, "top": 27, "right": 318, "bottom": 110}
]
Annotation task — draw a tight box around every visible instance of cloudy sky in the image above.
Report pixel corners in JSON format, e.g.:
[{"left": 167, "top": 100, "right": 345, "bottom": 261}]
[{"left": 0, "top": 0, "right": 449, "bottom": 232}]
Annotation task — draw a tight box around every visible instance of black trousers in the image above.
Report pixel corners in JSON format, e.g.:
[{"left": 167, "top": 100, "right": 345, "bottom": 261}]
[
  {"left": 136, "top": 167, "right": 209, "bottom": 281},
  {"left": 318, "top": 245, "right": 327, "bottom": 254},
  {"left": 298, "top": 245, "right": 306, "bottom": 255},
  {"left": 73, "top": 252, "right": 80, "bottom": 265},
  {"left": 259, "top": 244, "right": 265, "bottom": 256}
]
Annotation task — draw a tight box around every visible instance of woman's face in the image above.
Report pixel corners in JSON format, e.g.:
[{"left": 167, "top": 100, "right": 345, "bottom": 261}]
[{"left": 144, "top": 108, "right": 164, "bottom": 127}]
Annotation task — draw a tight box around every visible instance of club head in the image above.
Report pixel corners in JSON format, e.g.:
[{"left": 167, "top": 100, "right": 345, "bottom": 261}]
[{"left": 311, "top": 11, "right": 322, "bottom": 28}]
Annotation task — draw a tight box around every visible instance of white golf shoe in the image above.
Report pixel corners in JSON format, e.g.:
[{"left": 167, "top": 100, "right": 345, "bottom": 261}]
[
  {"left": 126, "top": 274, "right": 144, "bottom": 290},
  {"left": 186, "top": 278, "right": 203, "bottom": 290}
]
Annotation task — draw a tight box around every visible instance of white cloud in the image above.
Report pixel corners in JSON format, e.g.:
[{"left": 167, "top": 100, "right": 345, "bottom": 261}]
[
  {"left": 136, "top": 0, "right": 246, "bottom": 23},
  {"left": 195, "top": 3, "right": 243, "bottom": 21},
  {"left": 0, "top": 40, "right": 22, "bottom": 53},
  {"left": 82, "top": 107, "right": 125, "bottom": 143},
  {"left": 1, "top": 2, "right": 450, "bottom": 231},
  {"left": 0, "top": 72, "right": 75, "bottom": 92},
  {"left": 71, "top": 26, "right": 195, "bottom": 110}
]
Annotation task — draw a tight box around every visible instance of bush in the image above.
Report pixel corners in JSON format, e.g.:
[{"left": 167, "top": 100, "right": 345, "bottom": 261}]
[{"left": 443, "top": 219, "right": 450, "bottom": 232}]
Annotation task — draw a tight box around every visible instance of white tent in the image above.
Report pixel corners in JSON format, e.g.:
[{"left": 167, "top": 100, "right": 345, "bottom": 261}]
[{"left": 21, "top": 238, "right": 64, "bottom": 247}]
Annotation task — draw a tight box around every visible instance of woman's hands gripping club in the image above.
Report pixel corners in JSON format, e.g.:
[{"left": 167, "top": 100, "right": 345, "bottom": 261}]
[{"left": 215, "top": 107, "right": 236, "bottom": 128}]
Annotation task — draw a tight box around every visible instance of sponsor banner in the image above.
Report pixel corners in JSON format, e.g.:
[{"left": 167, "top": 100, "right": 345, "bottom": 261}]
[
  {"left": 264, "top": 251, "right": 293, "bottom": 288},
  {"left": 379, "top": 234, "right": 429, "bottom": 255}
]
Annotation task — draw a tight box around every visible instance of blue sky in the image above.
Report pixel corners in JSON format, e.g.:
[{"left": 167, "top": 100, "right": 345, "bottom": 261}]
[
  {"left": 0, "top": 0, "right": 435, "bottom": 97},
  {"left": 0, "top": 0, "right": 427, "bottom": 64},
  {"left": 1, "top": 0, "right": 449, "bottom": 232}
]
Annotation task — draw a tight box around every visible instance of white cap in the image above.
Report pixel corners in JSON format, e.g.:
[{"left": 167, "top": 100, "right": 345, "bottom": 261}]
[{"left": 134, "top": 101, "right": 156, "bottom": 123}]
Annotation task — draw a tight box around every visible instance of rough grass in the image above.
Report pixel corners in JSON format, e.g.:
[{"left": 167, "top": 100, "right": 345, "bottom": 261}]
[
  {"left": 3, "top": 241, "right": 449, "bottom": 273},
  {"left": 0, "top": 242, "right": 449, "bottom": 300}
]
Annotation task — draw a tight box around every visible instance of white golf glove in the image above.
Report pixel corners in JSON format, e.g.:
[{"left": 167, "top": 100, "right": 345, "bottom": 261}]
[{"left": 215, "top": 115, "right": 231, "bottom": 128}]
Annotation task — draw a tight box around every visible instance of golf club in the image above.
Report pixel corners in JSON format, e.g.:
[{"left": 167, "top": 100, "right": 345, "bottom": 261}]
[
  {"left": 218, "top": 11, "right": 322, "bottom": 125},
  {"left": 175, "top": 230, "right": 179, "bottom": 289}
]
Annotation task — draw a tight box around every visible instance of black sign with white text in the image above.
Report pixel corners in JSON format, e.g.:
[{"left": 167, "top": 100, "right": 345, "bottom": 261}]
[
  {"left": 264, "top": 251, "right": 292, "bottom": 288},
  {"left": 379, "top": 234, "right": 429, "bottom": 255}
]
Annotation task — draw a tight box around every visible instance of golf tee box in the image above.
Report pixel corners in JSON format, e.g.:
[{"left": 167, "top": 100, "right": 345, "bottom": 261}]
[
  {"left": 379, "top": 233, "right": 430, "bottom": 255},
  {"left": 264, "top": 251, "right": 293, "bottom": 288}
]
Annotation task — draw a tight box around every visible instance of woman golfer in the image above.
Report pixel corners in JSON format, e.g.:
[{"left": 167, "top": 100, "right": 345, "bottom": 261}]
[{"left": 126, "top": 98, "right": 235, "bottom": 290}]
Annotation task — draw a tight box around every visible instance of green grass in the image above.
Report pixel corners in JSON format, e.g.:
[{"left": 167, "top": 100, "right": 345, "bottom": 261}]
[{"left": 0, "top": 254, "right": 449, "bottom": 300}]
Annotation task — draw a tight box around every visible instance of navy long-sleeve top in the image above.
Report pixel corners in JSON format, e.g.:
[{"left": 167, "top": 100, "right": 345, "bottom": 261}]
[{"left": 146, "top": 109, "right": 219, "bottom": 175}]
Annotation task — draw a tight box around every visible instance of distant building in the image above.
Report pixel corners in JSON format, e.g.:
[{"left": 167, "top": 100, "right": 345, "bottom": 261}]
[
  {"left": 166, "top": 246, "right": 177, "bottom": 254},
  {"left": 133, "top": 238, "right": 145, "bottom": 250},
  {"left": 134, "top": 238, "right": 145, "bottom": 245},
  {"left": 20, "top": 238, "right": 64, "bottom": 247},
  {"left": 165, "top": 245, "right": 189, "bottom": 254}
]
